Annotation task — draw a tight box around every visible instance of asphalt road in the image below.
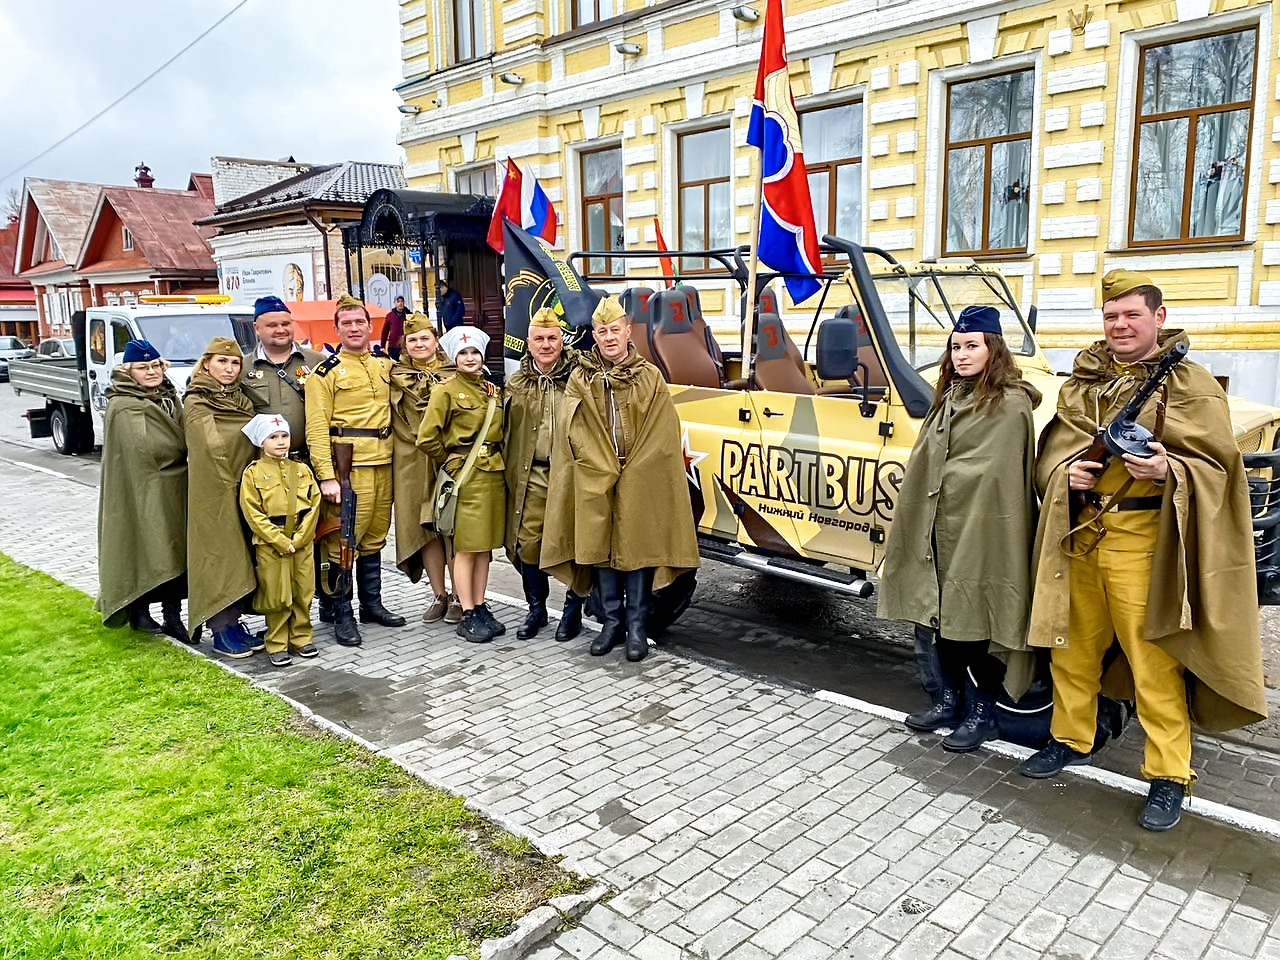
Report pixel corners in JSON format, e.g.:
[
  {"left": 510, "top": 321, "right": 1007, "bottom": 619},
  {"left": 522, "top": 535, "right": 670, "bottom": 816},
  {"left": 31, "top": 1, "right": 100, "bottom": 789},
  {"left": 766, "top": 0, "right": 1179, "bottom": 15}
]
[{"left": 4, "top": 382, "right": 1277, "bottom": 740}]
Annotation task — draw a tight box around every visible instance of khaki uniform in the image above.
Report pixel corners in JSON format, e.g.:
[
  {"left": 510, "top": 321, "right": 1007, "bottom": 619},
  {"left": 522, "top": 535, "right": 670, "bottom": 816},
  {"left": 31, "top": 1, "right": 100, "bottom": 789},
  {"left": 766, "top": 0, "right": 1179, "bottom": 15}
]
[
  {"left": 239, "top": 455, "right": 322, "bottom": 653},
  {"left": 304, "top": 349, "right": 395, "bottom": 560},
  {"left": 242, "top": 343, "right": 326, "bottom": 455},
  {"left": 504, "top": 351, "right": 576, "bottom": 566},
  {"left": 390, "top": 355, "right": 451, "bottom": 580},
  {"left": 417, "top": 372, "right": 505, "bottom": 553}
]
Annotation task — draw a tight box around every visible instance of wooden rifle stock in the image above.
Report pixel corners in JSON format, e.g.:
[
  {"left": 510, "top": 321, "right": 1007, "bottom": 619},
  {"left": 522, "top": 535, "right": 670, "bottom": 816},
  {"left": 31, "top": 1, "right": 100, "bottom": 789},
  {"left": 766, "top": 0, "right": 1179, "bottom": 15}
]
[{"left": 318, "top": 442, "right": 357, "bottom": 596}]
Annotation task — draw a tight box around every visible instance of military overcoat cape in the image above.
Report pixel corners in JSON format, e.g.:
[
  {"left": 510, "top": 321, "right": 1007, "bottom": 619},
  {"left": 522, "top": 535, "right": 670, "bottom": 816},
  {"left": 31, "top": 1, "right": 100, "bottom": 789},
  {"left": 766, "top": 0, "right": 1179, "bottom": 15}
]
[
  {"left": 1029, "top": 331, "right": 1267, "bottom": 731},
  {"left": 389, "top": 354, "right": 450, "bottom": 580},
  {"left": 541, "top": 345, "right": 700, "bottom": 594},
  {"left": 95, "top": 368, "right": 188, "bottom": 626},
  {"left": 878, "top": 378, "right": 1042, "bottom": 697},
  {"left": 503, "top": 348, "right": 576, "bottom": 566},
  {"left": 182, "top": 371, "right": 257, "bottom": 630}
]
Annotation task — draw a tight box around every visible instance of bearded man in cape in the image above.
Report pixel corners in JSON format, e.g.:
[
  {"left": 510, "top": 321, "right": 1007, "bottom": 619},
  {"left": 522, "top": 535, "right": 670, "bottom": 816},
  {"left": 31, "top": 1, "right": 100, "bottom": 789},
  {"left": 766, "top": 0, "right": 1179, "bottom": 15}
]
[{"left": 1019, "top": 269, "right": 1266, "bottom": 832}]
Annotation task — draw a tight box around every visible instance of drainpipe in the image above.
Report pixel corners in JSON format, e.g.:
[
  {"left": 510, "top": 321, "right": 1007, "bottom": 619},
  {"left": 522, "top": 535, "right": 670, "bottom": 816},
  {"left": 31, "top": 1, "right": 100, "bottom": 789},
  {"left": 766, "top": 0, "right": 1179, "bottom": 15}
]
[{"left": 303, "top": 209, "right": 333, "bottom": 298}]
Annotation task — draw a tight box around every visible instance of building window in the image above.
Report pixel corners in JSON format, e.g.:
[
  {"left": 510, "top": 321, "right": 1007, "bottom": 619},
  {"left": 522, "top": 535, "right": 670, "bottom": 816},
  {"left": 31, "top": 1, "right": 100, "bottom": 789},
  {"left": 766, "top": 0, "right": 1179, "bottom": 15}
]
[
  {"left": 1130, "top": 27, "right": 1257, "bottom": 246},
  {"left": 573, "top": 0, "right": 615, "bottom": 27},
  {"left": 453, "top": 0, "right": 486, "bottom": 62},
  {"left": 581, "top": 146, "right": 624, "bottom": 276},
  {"left": 943, "top": 70, "right": 1034, "bottom": 256},
  {"left": 800, "top": 102, "right": 863, "bottom": 245},
  {"left": 456, "top": 165, "right": 497, "bottom": 197},
  {"left": 678, "top": 127, "right": 731, "bottom": 272},
  {"left": 121, "top": 226, "right": 134, "bottom": 251}
]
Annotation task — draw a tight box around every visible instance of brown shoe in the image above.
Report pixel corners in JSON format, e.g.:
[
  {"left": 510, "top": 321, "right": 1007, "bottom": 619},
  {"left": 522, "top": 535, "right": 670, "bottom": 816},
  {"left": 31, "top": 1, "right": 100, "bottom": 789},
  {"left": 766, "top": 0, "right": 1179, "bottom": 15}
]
[
  {"left": 422, "top": 594, "right": 449, "bottom": 624},
  {"left": 444, "top": 594, "right": 464, "bottom": 624}
]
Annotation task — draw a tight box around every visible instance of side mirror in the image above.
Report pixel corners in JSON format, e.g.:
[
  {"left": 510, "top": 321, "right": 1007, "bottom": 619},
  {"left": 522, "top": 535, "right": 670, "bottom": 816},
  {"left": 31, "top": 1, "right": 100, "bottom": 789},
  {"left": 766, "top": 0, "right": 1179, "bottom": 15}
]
[
  {"left": 815, "top": 310, "right": 862, "bottom": 381},
  {"left": 1026, "top": 304, "right": 1038, "bottom": 333}
]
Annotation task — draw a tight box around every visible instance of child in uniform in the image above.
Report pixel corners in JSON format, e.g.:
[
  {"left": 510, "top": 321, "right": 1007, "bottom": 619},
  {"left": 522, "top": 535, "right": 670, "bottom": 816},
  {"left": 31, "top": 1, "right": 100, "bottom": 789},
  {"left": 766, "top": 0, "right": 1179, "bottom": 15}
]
[{"left": 239, "top": 413, "right": 322, "bottom": 666}]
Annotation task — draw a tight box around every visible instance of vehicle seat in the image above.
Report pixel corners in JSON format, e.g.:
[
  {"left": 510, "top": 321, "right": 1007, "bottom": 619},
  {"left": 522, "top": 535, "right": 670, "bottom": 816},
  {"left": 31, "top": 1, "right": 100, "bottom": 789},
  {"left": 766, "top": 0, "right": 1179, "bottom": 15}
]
[
  {"left": 681, "top": 286, "right": 726, "bottom": 381},
  {"left": 754, "top": 312, "right": 815, "bottom": 394},
  {"left": 619, "top": 287, "right": 658, "bottom": 366},
  {"left": 651, "top": 287, "right": 723, "bottom": 387}
]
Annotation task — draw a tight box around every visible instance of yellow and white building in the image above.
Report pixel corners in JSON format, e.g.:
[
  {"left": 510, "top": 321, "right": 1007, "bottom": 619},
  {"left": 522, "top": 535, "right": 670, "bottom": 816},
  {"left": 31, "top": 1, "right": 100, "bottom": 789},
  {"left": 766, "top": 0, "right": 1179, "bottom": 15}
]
[{"left": 395, "top": 0, "right": 1280, "bottom": 402}]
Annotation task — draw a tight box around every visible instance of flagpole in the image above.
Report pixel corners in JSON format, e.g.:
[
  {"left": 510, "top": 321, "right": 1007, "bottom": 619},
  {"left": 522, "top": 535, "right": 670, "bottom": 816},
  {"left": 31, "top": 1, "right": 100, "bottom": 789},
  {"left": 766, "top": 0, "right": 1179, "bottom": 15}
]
[{"left": 743, "top": 155, "right": 764, "bottom": 386}]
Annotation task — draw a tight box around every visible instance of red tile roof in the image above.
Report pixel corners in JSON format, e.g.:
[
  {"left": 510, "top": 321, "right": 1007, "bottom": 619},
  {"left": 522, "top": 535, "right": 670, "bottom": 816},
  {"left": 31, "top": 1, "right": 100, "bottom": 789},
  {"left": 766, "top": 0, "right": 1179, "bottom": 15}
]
[
  {"left": 85, "top": 187, "right": 216, "bottom": 272},
  {"left": 20, "top": 179, "right": 102, "bottom": 267}
]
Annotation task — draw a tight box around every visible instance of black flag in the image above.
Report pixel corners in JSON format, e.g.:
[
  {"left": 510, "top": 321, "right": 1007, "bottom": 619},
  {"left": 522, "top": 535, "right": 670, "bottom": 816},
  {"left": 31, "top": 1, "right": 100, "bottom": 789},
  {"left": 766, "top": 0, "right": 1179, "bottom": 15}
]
[{"left": 502, "top": 221, "right": 599, "bottom": 371}]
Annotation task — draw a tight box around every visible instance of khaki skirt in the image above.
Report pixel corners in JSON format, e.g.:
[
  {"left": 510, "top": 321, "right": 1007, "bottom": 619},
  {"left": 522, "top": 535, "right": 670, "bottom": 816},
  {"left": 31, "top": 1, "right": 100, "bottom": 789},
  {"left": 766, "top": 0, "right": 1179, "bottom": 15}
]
[{"left": 452, "top": 466, "right": 506, "bottom": 553}]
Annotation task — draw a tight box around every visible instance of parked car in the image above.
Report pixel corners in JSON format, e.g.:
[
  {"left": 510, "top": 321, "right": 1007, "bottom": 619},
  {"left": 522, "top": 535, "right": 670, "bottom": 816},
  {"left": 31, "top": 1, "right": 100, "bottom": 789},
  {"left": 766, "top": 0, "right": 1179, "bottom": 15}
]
[
  {"left": 0, "top": 336, "right": 36, "bottom": 381},
  {"left": 36, "top": 338, "right": 76, "bottom": 359}
]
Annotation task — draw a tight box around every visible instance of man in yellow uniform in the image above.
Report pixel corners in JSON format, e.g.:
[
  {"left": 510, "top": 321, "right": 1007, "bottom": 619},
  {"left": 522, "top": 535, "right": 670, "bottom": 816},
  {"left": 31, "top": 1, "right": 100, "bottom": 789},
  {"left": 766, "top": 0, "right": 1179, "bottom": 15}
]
[
  {"left": 504, "top": 307, "right": 581, "bottom": 640},
  {"left": 1020, "top": 270, "right": 1266, "bottom": 831},
  {"left": 305, "top": 294, "right": 406, "bottom": 646}
]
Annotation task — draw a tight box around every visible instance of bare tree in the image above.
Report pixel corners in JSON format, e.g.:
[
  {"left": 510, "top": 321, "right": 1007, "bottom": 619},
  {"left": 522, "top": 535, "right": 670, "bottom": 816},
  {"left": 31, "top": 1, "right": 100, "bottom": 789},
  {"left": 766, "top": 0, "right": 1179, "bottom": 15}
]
[{"left": 3, "top": 187, "right": 19, "bottom": 223}]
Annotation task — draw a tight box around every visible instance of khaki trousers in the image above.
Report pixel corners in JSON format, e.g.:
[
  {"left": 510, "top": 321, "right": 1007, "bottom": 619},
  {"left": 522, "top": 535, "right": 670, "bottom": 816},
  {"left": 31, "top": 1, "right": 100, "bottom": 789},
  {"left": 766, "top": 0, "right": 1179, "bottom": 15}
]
[
  {"left": 1050, "top": 508, "right": 1193, "bottom": 784},
  {"left": 323, "top": 463, "right": 393, "bottom": 562},
  {"left": 256, "top": 546, "right": 315, "bottom": 654}
]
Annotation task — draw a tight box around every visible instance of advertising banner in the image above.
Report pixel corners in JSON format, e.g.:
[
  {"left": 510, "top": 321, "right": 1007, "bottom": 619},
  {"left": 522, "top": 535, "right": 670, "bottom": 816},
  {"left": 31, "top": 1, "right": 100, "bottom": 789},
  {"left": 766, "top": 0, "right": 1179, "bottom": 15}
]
[{"left": 221, "top": 255, "right": 315, "bottom": 304}]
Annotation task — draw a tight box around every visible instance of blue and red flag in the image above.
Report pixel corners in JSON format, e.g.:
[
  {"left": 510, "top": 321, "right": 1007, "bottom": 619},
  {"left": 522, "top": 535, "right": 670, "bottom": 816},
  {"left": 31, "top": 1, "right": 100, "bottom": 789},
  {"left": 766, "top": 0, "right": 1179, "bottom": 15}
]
[
  {"left": 487, "top": 159, "right": 558, "bottom": 253},
  {"left": 745, "top": 0, "right": 822, "bottom": 304}
]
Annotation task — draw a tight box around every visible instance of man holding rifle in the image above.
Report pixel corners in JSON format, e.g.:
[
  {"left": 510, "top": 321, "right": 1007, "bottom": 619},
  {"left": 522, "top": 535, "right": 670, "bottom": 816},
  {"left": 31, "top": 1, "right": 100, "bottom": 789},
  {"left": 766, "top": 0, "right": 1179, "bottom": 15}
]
[
  {"left": 1020, "top": 269, "right": 1266, "bottom": 831},
  {"left": 305, "top": 294, "right": 406, "bottom": 647}
]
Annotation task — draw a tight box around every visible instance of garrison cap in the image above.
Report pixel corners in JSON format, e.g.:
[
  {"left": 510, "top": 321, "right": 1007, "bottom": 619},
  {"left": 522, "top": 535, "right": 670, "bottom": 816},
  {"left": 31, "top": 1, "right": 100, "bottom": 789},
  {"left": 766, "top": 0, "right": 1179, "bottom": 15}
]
[
  {"left": 122, "top": 339, "right": 161, "bottom": 363},
  {"left": 529, "top": 307, "right": 563, "bottom": 329},
  {"left": 333, "top": 294, "right": 369, "bottom": 320},
  {"left": 403, "top": 312, "right": 435, "bottom": 336},
  {"left": 592, "top": 296, "right": 627, "bottom": 325},
  {"left": 439, "top": 325, "right": 490, "bottom": 363},
  {"left": 200, "top": 336, "right": 243, "bottom": 359},
  {"left": 953, "top": 305, "right": 1002, "bottom": 337},
  {"left": 1101, "top": 269, "right": 1157, "bottom": 303},
  {"left": 253, "top": 295, "right": 290, "bottom": 318}
]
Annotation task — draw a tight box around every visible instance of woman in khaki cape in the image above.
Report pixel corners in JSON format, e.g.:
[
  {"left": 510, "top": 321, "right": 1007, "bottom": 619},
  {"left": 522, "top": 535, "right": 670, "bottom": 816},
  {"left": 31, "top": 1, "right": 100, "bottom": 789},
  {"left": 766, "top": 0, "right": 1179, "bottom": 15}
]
[
  {"left": 390, "top": 314, "right": 459, "bottom": 624},
  {"left": 540, "top": 297, "right": 700, "bottom": 662},
  {"left": 96, "top": 339, "right": 188, "bottom": 638},
  {"left": 878, "top": 306, "right": 1040, "bottom": 752},
  {"left": 183, "top": 337, "right": 259, "bottom": 657},
  {"left": 416, "top": 326, "right": 507, "bottom": 644}
]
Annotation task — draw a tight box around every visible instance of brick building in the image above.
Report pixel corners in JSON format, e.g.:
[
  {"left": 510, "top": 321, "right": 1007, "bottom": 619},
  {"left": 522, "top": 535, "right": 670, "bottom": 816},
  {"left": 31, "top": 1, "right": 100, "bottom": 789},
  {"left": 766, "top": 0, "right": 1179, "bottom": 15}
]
[
  {"left": 392, "top": 0, "right": 1280, "bottom": 402},
  {"left": 0, "top": 220, "right": 38, "bottom": 342}
]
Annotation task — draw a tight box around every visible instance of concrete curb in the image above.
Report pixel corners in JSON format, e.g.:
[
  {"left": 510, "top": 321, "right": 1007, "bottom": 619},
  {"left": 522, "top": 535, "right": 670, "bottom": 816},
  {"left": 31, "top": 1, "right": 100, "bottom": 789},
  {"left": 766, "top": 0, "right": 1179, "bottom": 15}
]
[{"left": 479, "top": 883, "right": 611, "bottom": 960}]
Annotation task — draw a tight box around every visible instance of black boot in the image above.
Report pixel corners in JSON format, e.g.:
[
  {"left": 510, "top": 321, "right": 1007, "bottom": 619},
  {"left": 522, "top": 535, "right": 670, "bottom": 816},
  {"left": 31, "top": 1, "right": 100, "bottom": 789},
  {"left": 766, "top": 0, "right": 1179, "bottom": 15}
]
[
  {"left": 330, "top": 568, "right": 362, "bottom": 647},
  {"left": 357, "top": 554, "right": 406, "bottom": 626},
  {"left": 622, "top": 569, "right": 654, "bottom": 662},
  {"left": 589, "top": 569, "right": 624, "bottom": 656},
  {"left": 457, "top": 608, "right": 496, "bottom": 643},
  {"left": 128, "top": 600, "right": 163, "bottom": 634},
  {"left": 555, "top": 591, "right": 585, "bottom": 642},
  {"left": 517, "top": 565, "right": 550, "bottom": 640},
  {"left": 160, "top": 598, "right": 193, "bottom": 645},
  {"left": 904, "top": 686, "right": 962, "bottom": 732},
  {"left": 943, "top": 694, "right": 999, "bottom": 753}
]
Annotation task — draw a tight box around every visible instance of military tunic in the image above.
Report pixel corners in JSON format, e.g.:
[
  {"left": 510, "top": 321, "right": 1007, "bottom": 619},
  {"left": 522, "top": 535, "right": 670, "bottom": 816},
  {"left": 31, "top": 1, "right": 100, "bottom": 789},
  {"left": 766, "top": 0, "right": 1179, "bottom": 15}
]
[
  {"left": 241, "top": 343, "right": 326, "bottom": 455},
  {"left": 239, "top": 455, "right": 322, "bottom": 653},
  {"left": 304, "top": 348, "right": 395, "bottom": 559},
  {"left": 390, "top": 354, "right": 451, "bottom": 580},
  {"left": 503, "top": 350, "right": 576, "bottom": 566},
  {"left": 417, "top": 371, "right": 506, "bottom": 553}
]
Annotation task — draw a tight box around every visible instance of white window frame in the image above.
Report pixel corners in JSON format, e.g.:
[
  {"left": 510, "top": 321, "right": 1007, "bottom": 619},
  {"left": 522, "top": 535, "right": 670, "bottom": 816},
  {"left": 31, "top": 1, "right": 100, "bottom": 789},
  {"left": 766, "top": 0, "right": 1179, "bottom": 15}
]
[
  {"left": 452, "top": 161, "right": 499, "bottom": 197},
  {"left": 568, "top": 136, "right": 625, "bottom": 276},
  {"left": 663, "top": 115, "right": 735, "bottom": 273},
  {"left": 122, "top": 226, "right": 134, "bottom": 251},
  {"left": 793, "top": 89, "right": 869, "bottom": 246},
  {"left": 923, "top": 52, "right": 1043, "bottom": 261}
]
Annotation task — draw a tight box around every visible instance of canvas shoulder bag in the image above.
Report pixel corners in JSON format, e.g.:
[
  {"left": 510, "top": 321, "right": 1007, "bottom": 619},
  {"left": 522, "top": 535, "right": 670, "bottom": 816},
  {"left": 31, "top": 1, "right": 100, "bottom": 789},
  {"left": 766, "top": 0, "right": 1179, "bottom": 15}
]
[{"left": 432, "top": 394, "right": 497, "bottom": 537}]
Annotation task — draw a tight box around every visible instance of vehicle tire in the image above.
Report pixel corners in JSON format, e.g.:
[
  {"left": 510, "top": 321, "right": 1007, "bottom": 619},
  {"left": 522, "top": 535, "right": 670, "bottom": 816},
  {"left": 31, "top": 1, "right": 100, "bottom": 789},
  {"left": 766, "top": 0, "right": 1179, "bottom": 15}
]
[{"left": 49, "top": 404, "right": 74, "bottom": 455}]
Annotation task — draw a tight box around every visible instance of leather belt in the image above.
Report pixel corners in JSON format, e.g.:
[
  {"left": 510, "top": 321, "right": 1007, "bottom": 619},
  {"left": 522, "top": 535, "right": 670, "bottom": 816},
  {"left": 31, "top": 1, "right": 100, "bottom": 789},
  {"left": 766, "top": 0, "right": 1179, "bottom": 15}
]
[
  {"left": 268, "top": 511, "right": 308, "bottom": 527},
  {"left": 329, "top": 426, "right": 391, "bottom": 439},
  {"left": 532, "top": 457, "right": 551, "bottom": 468},
  {"left": 1114, "top": 495, "right": 1163, "bottom": 512}
]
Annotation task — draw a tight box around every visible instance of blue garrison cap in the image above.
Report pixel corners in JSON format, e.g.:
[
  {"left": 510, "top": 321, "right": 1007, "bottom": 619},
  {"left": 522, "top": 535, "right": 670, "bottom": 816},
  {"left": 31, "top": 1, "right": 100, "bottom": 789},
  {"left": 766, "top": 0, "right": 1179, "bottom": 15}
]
[
  {"left": 254, "top": 295, "right": 290, "bottom": 318},
  {"left": 122, "top": 339, "right": 160, "bottom": 363},
  {"left": 953, "top": 305, "right": 1002, "bottom": 337}
]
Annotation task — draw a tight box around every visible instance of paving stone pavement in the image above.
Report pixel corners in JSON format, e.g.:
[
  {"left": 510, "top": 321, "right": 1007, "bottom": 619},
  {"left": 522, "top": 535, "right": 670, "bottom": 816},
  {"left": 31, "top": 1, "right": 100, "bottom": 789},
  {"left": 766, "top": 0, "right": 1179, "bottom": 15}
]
[{"left": 5, "top": 456, "right": 1280, "bottom": 960}]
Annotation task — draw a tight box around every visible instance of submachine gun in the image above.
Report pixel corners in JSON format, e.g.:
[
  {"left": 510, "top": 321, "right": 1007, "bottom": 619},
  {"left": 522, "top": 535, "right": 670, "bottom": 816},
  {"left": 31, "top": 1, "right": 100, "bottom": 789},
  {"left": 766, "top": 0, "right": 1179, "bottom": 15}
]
[
  {"left": 316, "top": 442, "right": 357, "bottom": 597},
  {"left": 1072, "top": 340, "right": 1188, "bottom": 524}
]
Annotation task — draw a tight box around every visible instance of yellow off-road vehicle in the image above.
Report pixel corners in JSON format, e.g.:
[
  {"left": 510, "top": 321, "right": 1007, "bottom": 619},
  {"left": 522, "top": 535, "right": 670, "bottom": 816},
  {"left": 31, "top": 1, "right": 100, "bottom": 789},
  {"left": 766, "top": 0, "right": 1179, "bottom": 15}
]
[{"left": 563, "top": 236, "right": 1280, "bottom": 618}]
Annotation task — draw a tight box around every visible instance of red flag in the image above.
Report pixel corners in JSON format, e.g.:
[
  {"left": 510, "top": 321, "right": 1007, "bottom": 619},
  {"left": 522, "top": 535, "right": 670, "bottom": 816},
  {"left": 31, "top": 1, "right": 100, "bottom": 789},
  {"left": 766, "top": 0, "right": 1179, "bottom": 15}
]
[
  {"left": 486, "top": 159, "right": 523, "bottom": 253},
  {"left": 653, "top": 217, "right": 676, "bottom": 289}
]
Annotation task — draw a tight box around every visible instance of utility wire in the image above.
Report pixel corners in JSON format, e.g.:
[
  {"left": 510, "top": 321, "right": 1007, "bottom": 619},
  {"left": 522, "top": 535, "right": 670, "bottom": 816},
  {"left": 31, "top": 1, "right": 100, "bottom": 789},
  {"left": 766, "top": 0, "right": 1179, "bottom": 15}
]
[{"left": 1, "top": 0, "right": 252, "bottom": 185}]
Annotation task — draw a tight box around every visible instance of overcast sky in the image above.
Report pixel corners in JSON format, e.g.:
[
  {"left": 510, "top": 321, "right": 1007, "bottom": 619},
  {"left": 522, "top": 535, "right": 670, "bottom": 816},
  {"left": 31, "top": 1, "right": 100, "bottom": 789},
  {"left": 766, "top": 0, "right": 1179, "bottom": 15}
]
[{"left": 0, "top": 0, "right": 403, "bottom": 201}]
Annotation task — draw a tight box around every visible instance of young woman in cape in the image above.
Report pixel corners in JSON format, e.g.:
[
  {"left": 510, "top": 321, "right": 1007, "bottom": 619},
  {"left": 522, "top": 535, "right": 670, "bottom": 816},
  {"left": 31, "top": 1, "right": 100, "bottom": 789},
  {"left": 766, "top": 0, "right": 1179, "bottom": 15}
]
[
  {"left": 95, "top": 339, "right": 189, "bottom": 638},
  {"left": 877, "top": 305, "right": 1041, "bottom": 752},
  {"left": 183, "top": 337, "right": 259, "bottom": 657},
  {"left": 389, "top": 314, "right": 458, "bottom": 625}
]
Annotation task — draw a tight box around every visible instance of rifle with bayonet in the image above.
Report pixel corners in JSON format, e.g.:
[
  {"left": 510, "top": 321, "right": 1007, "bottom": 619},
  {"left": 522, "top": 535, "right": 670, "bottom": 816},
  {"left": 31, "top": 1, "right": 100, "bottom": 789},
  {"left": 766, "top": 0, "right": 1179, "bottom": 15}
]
[
  {"left": 1071, "top": 340, "right": 1188, "bottom": 524},
  {"left": 315, "top": 442, "right": 357, "bottom": 597}
]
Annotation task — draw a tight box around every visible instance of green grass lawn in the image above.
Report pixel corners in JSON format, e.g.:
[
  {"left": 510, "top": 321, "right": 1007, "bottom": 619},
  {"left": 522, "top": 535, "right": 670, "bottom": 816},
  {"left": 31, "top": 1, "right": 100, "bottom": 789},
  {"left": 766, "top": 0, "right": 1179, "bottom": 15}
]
[{"left": 0, "top": 556, "right": 586, "bottom": 959}]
